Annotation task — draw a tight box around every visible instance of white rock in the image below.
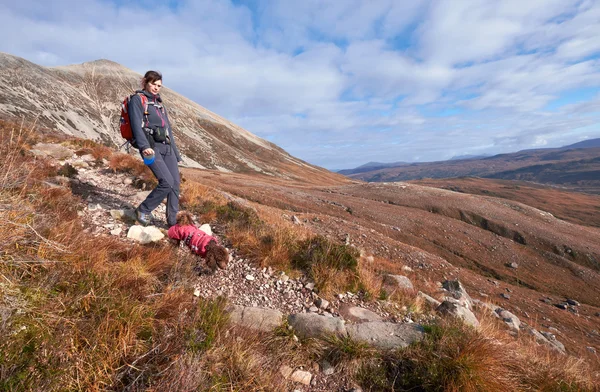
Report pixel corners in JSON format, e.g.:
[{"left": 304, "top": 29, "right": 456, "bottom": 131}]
[
  {"left": 321, "top": 360, "right": 335, "bottom": 375},
  {"left": 80, "top": 154, "right": 95, "bottom": 162},
  {"left": 245, "top": 275, "right": 255, "bottom": 281},
  {"left": 194, "top": 288, "right": 201, "bottom": 297},
  {"left": 110, "top": 228, "right": 122, "bottom": 236},
  {"left": 279, "top": 365, "right": 293, "bottom": 378},
  {"left": 199, "top": 223, "right": 212, "bottom": 236},
  {"left": 290, "top": 370, "right": 312, "bottom": 385},
  {"left": 126, "top": 225, "right": 164, "bottom": 244}
]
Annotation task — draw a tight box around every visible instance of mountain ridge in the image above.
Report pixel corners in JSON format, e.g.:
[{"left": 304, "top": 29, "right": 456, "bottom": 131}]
[{"left": 0, "top": 52, "right": 345, "bottom": 185}]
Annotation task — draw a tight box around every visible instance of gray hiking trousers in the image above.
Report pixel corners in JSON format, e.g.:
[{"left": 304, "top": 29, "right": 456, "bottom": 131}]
[{"left": 138, "top": 142, "right": 180, "bottom": 227}]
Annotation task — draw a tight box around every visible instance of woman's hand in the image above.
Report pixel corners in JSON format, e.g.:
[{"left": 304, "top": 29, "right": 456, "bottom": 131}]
[{"left": 142, "top": 148, "right": 154, "bottom": 156}]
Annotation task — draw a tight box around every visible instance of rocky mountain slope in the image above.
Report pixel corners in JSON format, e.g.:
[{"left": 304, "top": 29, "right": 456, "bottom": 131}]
[{"left": 0, "top": 52, "right": 344, "bottom": 185}]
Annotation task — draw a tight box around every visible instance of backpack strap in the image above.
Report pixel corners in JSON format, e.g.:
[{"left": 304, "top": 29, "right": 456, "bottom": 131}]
[{"left": 138, "top": 93, "right": 150, "bottom": 128}]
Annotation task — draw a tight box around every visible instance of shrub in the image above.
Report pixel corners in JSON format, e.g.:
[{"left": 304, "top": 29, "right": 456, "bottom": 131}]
[
  {"left": 292, "top": 235, "right": 359, "bottom": 272},
  {"left": 357, "top": 320, "right": 516, "bottom": 392}
]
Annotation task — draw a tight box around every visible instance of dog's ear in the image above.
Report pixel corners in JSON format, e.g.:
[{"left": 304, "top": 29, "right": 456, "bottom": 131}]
[{"left": 176, "top": 211, "right": 194, "bottom": 226}]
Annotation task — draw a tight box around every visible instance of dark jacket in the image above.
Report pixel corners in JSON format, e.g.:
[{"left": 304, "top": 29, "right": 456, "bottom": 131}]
[{"left": 129, "top": 90, "right": 182, "bottom": 162}]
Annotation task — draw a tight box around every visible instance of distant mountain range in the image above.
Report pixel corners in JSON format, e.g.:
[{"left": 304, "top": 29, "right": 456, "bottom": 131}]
[
  {"left": 341, "top": 140, "right": 600, "bottom": 194},
  {"left": 0, "top": 52, "right": 344, "bottom": 185}
]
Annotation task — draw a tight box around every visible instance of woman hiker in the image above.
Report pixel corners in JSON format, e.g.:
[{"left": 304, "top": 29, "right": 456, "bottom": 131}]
[{"left": 130, "top": 70, "right": 182, "bottom": 227}]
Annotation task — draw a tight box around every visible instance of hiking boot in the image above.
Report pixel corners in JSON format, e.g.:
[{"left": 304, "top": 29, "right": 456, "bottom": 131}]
[{"left": 135, "top": 208, "right": 152, "bottom": 226}]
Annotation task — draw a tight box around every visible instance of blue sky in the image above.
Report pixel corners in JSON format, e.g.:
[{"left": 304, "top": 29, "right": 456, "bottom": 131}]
[{"left": 1, "top": 0, "right": 600, "bottom": 170}]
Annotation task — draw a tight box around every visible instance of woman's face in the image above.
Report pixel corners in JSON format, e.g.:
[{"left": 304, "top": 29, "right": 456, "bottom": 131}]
[{"left": 145, "top": 79, "right": 163, "bottom": 95}]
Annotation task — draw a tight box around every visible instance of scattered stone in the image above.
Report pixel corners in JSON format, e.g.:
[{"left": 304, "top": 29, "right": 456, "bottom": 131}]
[
  {"left": 71, "top": 160, "right": 89, "bottom": 169},
  {"left": 110, "top": 227, "right": 122, "bottom": 236},
  {"left": 290, "top": 370, "right": 312, "bottom": 385},
  {"left": 554, "top": 303, "right": 568, "bottom": 310},
  {"left": 437, "top": 300, "right": 479, "bottom": 328},
  {"left": 245, "top": 275, "right": 255, "bottom": 281},
  {"left": 288, "top": 313, "right": 346, "bottom": 339},
  {"left": 508, "top": 262, "right": 519, "bottom": 269},
  {"left": 383, "top": 274, "right": 414, "bottom": 290},
  {"left": 110, "top": 209, "right": 137, "bottom": 224},
  {"left": 442, "top": 280, "right": 472, "bottom": 309},
  {"left": 309, "top": 306, "right": 319, "bottom": 313},
  {"left": 339, "top": 304, "right": 383, "bottom": 323},
  {"left": 566, "top": 299, "right": 580, "bottom": 306},
  {"left": 495, "top": 308, "right": 521, "bottom": 331},
  {"left": 126, "top": 225, "right": 164, "bottom": 244},
  {"left": 31, "top": 143, "right": 74, "bottom": 160},
  {"left": 315, "top": 298, "right": 330, "bottom": 310},
  {"left": 540, "top": 297, "right": 552, "bottom": 304},
  {"left": 525, "top": 327, "right": 549, "bottom": 344},
  {"left": 123, "top": 177, "right": 133, "bottom": 185},
  {"left": 134, "top": 191, "right": 152, "bottom": 204},
  {"left": 279, "top": 365, "right": 294, "bottom": 378},
  {"left": 291, "top": 215, "right": 301, "bottom": 225},
  {"left": 193, "top": 288, "right": 201, "bottom": 297},
  {"left": 346, "top": 322, "right": 425, "bottom": 350},
  {"left": 305, "top": 282, "right": 315, "bottom": 291},
  {"left": 500, "top": 293, "right": 511, "bottom": 300},
  {"left": 320, "top": 360, "right": 335, "bottom": 375},
  {"left": 227, "top": 305, "right": 283, "bottom": 332},
  {"left": 587, "top": 347, "right": 597, "bottom": 354},
  {"left": 402, "top": 265, "right": 413, "bottom": 272},
  {"left": 540, "top": 331, "right": 566, "bottom": 354},
  {"left": 417, "top": 291, "right": 441, "bottom": 307}
]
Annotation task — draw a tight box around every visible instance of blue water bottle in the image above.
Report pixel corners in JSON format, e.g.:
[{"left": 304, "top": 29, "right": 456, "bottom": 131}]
[{"left": 143, "top": 150, "right": 155, "bottom": 165}]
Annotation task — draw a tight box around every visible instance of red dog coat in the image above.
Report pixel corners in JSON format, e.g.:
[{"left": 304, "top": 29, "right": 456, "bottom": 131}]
[{"left": 167, "top": 224, "right": 217, "bottom": 257}]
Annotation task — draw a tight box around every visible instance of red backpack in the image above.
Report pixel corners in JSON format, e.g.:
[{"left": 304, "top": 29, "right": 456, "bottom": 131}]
[{"left": 119, "top": 92, "right": 148, "bottom": 149}]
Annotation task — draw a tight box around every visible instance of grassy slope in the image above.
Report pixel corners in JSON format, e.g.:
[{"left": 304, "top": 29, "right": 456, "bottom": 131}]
[{"left": 0, "top": 121, "right": 596, "bottom": 391}]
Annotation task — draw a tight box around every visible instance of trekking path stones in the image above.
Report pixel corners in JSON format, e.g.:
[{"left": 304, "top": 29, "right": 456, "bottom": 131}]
[
  {"left": 288, "top": 313, "right": 347, "bottom": 339},
  {"left": 227, "top": 305, "right": 283, "bottom": 332},
  {"left": 346, "top": 322, "right": 425, "bottom": 349},
  {"left": 339, "top": 304, "right": 383, "bottom": 322}
]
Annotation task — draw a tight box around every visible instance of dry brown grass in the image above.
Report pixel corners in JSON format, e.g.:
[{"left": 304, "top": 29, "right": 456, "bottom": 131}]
[{"left": 2, "top": 121, "right": 598, "bottom": 391}]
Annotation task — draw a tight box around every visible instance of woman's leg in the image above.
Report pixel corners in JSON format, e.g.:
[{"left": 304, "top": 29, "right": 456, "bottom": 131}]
[
  {"left": 162, "top": 144, "right": 180, "bottom": 227},
  {"left": 137, "top": 143, "right": 177, "bottom": 222}
]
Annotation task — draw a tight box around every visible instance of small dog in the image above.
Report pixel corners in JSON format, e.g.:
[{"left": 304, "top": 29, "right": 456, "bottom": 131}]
[{"left": 168, "top": 211, "right": 229, "bottom": 271}]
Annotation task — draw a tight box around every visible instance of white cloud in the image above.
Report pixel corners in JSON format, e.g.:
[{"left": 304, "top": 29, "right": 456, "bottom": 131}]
[{"left": 1, "top": 0, "right": 599, "bottom": 169}]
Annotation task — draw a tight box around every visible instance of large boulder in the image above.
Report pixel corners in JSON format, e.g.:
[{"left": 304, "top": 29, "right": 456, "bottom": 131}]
[
  {"left": 437, "top": 300, "right": 479, "bottom": 328},
  {"left": 346, "top": 322, "right": 424, "bottom": 350},
  {"left": 383, "top": 274, "right": 414, "bottom": 291},
  {"left": 339, "top": 305, "right": 382, "bottom": 323},
  {"left": 495, "top": 308, "right": 521, "bottom": 331},
  {"left": 288, "top": 313, "right": 346, "bottom": 339},
  {"left": 417, "top": 291, "right": 441, "bottom": 308},
  {"left": 442, "top": 279, "right": 473, "bottom": 309},
  {"left": 540, "top": 331, "right": 566, "bottom": 354},
  {"left": 228, "top": 305, "right": 283, "bottom": 332}
]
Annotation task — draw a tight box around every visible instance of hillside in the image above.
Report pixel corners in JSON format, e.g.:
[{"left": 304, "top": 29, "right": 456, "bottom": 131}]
[
  {"left": 343, "top": 146, "right": 600, "bottom": 194},
  {"left": 1, "top": 119, "right": 600, "bottom": 389},
  {"left": 411, "top": 177, "right": 600, "bottom": 228},
  {"left": 0, "top": 52, "right": 345, "bottom": 185}
]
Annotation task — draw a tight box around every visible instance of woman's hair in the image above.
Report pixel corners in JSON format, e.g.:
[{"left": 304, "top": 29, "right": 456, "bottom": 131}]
[{"left": 141, "top": 70, "right": 162, "bottom": 89}]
